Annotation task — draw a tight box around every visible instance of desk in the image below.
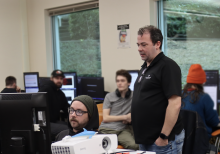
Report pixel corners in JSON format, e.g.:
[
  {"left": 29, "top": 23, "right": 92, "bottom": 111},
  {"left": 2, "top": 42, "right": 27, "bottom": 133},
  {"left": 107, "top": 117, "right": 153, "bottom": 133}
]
[{"left": 108, "top": 149, "right": 156, "bottom": 154}]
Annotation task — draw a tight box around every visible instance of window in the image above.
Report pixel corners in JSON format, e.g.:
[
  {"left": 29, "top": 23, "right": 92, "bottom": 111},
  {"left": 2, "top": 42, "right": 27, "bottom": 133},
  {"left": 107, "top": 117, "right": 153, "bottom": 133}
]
[
  {"left": 158, "top": 0, "right": 220, "bottom": 87},
  {"left": 51, "top": 3, "right": 101, "bottom": 77}
]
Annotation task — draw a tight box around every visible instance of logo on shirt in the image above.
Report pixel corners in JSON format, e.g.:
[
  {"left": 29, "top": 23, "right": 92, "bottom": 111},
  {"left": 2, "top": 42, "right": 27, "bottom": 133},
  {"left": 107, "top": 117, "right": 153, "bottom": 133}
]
[{"left": 145, "top": 75, "right": 151, "bottom": 79}]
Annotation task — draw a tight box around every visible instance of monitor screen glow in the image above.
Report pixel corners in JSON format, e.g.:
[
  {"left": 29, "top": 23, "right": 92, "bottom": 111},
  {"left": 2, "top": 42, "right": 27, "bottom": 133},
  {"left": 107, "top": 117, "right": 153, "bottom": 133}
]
[
  {"left": 204, "top": 70, "right": 219, "bottom": 110},
  {"left": 25, "top": 74, "right": 38, "bottom": 87},
  {"left": 62, "top": 76, "right": 75, "bottom": 89},
  {"left": 24, "top": 72, "right": 39, "bottom": 93},
  {"left": 61, "top": 72, "right": 77, "bottom": 104},
  {"left": 127, "top": 70, "right": 139, "bottom": 91},
  {"left": 204, "top": 86, "right": 217, "bottom": 110},
  {"left": 25, "top": 87, "right": 39, "bottom": 93},
  {"left": 62, "top": 89, "right": 75, "bottom": 104},
  {"left": 129, "top": 72, "right": 139, "bottom": 91}
]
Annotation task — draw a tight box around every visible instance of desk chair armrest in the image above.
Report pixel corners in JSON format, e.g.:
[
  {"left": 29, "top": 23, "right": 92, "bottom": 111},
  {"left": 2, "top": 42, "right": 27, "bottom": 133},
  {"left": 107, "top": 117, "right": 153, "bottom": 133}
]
[{"left": 212, "top": 130, "right": 220, "bottom": 137}]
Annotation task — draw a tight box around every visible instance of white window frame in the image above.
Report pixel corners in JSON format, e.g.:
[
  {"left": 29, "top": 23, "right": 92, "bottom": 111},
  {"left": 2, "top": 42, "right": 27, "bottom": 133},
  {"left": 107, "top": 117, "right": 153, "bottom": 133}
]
[
  {"left": 50, "top": 1, "right": 99, "bottom": 70},
  {"left": 157, "top": 0, "right": 167, "bottom": 55}
]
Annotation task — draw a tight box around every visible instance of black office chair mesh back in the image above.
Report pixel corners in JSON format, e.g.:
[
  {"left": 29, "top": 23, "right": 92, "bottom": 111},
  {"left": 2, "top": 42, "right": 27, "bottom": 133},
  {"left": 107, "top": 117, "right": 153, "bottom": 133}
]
[{"left": 180, "top": 109, "right": 209, "bottom": 154}]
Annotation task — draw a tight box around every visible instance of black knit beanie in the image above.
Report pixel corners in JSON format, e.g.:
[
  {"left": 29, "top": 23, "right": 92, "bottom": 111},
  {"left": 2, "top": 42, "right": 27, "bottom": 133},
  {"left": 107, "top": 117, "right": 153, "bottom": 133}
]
[{"left": 71, "top": 95, "right": 94, "bottom": 117}]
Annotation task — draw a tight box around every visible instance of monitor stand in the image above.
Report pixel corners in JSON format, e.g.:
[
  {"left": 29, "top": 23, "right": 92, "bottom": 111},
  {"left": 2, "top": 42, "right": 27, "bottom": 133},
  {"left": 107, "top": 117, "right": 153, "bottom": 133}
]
[
  {"left": 10, "top": 137, "right": 25, "bottom": 154},
  {"left": 94, "top": 100, "right": 103, "bottom": 104}
]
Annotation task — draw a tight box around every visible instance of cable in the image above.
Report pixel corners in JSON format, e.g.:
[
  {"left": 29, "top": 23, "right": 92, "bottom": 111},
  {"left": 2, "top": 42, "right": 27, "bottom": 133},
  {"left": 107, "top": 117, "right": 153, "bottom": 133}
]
[{"left": 40, "top": 127, "right": 47, "bottom": 154}]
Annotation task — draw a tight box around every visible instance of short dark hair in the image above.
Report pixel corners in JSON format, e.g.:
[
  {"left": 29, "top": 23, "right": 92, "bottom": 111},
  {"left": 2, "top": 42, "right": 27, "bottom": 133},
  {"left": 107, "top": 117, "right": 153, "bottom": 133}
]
[
  {"left": 138, "top": 25, "right": 163, "bottom": 49},
  {"left": 116, "top": 70, "right": 131, "bottom": 83},
  {"left": 5, "top": 76, "right": 16, "bottom": 86}
]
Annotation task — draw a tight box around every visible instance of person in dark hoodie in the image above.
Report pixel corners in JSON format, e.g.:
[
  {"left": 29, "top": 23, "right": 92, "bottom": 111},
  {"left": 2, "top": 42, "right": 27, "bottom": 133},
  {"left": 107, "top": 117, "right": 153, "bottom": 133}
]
[
  {"left": 56, "top": 95, "right": 99, "bottom": 141},
  {"left": 1, "top": 76, "right": 21, "bottom": 93},
  {"left": 39, "top": 70, "right": 70, "bottom": 140},
  {"left": 39, "top": 70, "right": 69, "bottom": 123}
]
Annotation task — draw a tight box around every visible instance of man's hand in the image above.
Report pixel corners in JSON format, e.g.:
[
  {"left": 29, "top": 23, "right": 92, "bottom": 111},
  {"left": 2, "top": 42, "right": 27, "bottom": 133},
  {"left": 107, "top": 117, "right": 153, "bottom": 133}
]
[
  {"left": 16, "top": 86, "right": 21, "bottom": 92},
  {"left": 125, "top": 113, "right": 131, "bottom": 123},
  {"left": 122, "top": 120, "right": 129, "bottom": 124},
  {"left": 121, "top": 113, "right": 131, "bottom": 124},
  {"left": 155, "top": 137, "right": 168, "bottom": 146},
  {"left": 103, "top": 109, "right": 131, "bottom": 123}
]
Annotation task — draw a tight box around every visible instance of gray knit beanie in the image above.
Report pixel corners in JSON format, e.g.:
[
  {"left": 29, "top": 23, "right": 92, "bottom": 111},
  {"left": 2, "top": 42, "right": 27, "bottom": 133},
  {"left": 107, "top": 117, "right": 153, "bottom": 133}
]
[{"left": 71, "top": 95, "right": 94, "bottom": 117}]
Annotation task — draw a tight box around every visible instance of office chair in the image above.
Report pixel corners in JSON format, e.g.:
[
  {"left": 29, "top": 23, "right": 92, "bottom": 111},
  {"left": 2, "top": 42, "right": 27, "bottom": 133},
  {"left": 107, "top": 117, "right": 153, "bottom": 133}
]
[
  {"left": 97, "top": 103, "right": 125, "bottom": 149},
  {"left": 211, "top": 129, "right": 220, "bottom": 154},
  {"left": 180, "top": 109, "right": 210, "bottom": 154},
  {"left": 97, "top": 103, "right": 103, "bottom": 126}
]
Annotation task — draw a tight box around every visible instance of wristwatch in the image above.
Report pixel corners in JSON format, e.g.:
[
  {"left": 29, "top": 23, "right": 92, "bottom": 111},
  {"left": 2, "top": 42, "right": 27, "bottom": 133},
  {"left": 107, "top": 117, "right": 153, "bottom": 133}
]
[{"left": 160, "top": 133, "right": 169, "bottom": 140}]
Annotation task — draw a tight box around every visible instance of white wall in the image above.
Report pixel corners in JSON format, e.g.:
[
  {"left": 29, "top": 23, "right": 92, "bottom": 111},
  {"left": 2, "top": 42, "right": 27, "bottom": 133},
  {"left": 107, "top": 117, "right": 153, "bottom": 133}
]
[
  {"left": 0, "top": 0, "right": 30, "bottom": 89},
  {"left": 27, "top": 0, "right": 158, "bottom": 91},
  {"left": 26, "top": 0, "right": 157, "bottom": 92},
  {"left": 100, "top": 0, "right": 157, "bottom": 92},
  {"left": 26, "top": 0, "right": 90, "bottom": 77}
]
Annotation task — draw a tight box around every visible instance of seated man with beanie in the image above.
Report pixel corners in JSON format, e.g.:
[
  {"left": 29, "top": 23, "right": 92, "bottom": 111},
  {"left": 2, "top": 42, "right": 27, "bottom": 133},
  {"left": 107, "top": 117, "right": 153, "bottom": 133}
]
[
  {"left": 182, "top": 64, "right": 219, "bottom": 138},
  {"left": 98, "top": 69, "right": 139, "bottom": 150},
  {"left": 56, "top": 95, "right": 99, "bottom": 141}
]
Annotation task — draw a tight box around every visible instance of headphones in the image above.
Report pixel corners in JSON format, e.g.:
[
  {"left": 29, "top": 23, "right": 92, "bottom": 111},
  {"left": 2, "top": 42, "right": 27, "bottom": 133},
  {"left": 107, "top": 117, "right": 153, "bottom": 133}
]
[{"left": 115, "top": 88, "right": 131, "bottom": 99}]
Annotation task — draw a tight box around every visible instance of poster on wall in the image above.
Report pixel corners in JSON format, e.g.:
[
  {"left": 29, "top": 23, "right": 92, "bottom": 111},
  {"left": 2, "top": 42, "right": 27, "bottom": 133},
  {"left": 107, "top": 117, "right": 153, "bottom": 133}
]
[{"left": 117, "top": 24, "right": 130, "bottom": 48}]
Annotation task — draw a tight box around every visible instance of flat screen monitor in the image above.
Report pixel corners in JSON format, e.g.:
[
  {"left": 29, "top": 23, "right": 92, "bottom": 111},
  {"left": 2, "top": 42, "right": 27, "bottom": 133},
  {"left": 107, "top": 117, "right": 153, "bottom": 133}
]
[
  {"left": 61, "top": 72, "right": 77, "bottom": 104},
  {"left": 24, "top": 72, "right": 39, "bottom": 93},
  {"left": 218, "top": 74, "right": 220, "bottom": 103},
  {"left": 79, "top": 77, "right": 105, "bottom": 101},
  {"left": 204, "top": 70, "right": 219, "bottom": 110},
  {"left": 127, "top": 70, "right": 139, "bottom": 91},
  {"left": 0, "top": 93, "right": 51, "bottom": 154}
]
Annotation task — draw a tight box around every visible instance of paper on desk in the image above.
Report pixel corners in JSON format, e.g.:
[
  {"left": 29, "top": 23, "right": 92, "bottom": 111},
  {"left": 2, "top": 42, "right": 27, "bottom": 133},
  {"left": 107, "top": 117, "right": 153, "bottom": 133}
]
[
  {"left": 124, "top": 151, "right": 156, "bottom": 154},
  {"left": 108, "top": 149, "right": 156, "bottom": 154},
  {"left": 108, "top": 148, "right": 134, "bottom": 153},
  {"left": 136, "top": 150, "right": 156, "bottom": 154}
]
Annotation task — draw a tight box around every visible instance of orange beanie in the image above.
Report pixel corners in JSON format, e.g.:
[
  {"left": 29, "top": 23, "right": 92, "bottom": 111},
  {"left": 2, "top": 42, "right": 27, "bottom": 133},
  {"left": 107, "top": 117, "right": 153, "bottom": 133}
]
[{"left": 187, "top": 64, "right": 206, "bottom": 84}]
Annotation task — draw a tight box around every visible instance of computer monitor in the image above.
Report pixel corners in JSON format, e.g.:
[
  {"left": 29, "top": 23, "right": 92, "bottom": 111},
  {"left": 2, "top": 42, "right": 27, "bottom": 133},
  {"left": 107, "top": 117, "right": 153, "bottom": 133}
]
[
  {"left": 127, "top": 70, "right": 139, "bottom": 91},
  {"left": 23, "top": 72, "right": 39, "bottom": 93},
  {"left": 0, "top": 93, "right": 51, "bottom": 154},
  {"left": 78, "top": 77, "right": 105, "bottom": 101},
  {"left": 204, "top": 70, "right": 219, "bottom": 110},
  {"left": 217, "top": 75, "right": 220, "bottom": 115},
  {"left": 218, "top": 74, "right": 220, "bottom": 103},
  {"left": 61, "top": 72, "right": 77, "bottom": 104}
]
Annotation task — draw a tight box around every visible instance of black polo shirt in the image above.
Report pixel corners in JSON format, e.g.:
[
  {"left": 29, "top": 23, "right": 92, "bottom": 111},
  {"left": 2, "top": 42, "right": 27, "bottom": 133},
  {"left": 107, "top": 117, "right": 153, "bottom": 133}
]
[{"left": 131, "top": 52, "right": 183, "bottom": 144}]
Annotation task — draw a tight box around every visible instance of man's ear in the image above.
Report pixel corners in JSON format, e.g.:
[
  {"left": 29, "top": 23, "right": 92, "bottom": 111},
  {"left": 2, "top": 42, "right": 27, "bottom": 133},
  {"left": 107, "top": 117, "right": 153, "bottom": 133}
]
[
  {"left": 128, "top": 82, "right": 131, "bottom": 86},
  {"left": 50, "top": 77, "right": 53, "bottom": 81},
  {"left": 155, "top": 41, "right": 161, "bottom": 50},
  {"left": 13, "top": 82, "right": 16, "bottom": 88}
]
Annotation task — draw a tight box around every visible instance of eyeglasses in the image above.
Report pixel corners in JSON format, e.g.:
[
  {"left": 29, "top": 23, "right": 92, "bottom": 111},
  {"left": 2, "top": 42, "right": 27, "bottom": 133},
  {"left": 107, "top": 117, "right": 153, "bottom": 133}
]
[{"left": 68, "top": 108, "right": 88, "bottom": 116}]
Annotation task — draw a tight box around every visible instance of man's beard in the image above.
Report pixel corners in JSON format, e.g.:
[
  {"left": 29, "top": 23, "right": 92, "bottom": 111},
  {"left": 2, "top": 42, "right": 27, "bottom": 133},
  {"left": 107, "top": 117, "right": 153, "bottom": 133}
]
[
  {"left": 70, "top": 118, "right": 87, "bottom": 131},
  {"left": 55, "top": 82, "right": 62, "bottom": 88}
]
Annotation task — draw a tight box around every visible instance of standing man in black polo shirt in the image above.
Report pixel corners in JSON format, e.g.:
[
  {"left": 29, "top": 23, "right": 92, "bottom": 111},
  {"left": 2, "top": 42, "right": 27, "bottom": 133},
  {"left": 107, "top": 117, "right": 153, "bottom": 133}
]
[{"left": 131, "top": 25, "right": 184, "bottom": 153}]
